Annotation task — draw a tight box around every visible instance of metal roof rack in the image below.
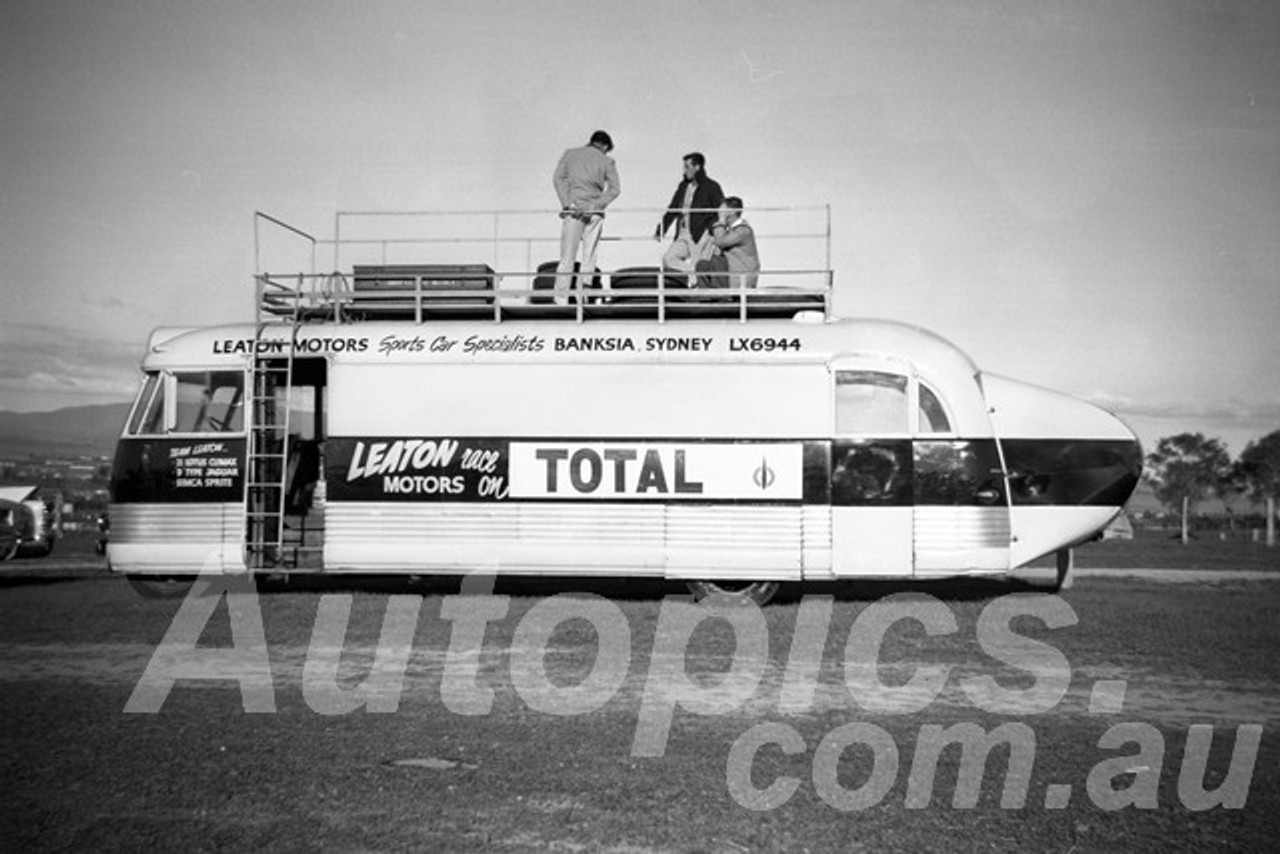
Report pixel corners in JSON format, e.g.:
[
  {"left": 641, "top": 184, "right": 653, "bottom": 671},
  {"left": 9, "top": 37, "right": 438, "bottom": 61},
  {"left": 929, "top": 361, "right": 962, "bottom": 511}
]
[{"left": 253, "top": 207, "right": 833, "bottom": 324}]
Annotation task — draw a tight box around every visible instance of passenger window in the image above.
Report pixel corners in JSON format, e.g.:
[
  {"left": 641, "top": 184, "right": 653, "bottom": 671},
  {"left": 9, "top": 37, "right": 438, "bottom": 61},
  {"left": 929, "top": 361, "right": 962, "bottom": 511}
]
[
  {"left": 835, "top": 371, "right": 908, "bottom": 434},
  {"left": 174, "top": 371, "right": 245, "bottom": 433},
  {"left": 918, "top": 385, "right": 952, "bottom": 433}
]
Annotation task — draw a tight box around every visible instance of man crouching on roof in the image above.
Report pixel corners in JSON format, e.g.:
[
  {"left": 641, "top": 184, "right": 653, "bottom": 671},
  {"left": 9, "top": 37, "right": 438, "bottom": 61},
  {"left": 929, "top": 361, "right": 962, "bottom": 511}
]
[
  {"left": 553, "top": 130, "right": 621, "bottom": 305},
  {"left": 696, "top": 197, "right": 760, "bottom": 290}
]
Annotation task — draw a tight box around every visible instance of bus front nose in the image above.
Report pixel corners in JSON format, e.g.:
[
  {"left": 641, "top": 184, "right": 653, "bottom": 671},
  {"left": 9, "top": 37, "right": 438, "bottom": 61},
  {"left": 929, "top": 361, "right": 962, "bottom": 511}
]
[
  {"left": 983, "top": 373, "right": 1143, "bottom": 507},
  {"left": 980, "top": 373, "right": 1142, "bottom": 564}
]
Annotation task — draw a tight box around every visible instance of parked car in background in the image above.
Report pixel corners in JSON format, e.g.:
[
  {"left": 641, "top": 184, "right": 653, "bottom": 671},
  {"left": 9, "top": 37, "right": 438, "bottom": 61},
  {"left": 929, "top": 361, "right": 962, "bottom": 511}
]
[{"left": 0, "top": 486, "right": 61, "bottom": 561}]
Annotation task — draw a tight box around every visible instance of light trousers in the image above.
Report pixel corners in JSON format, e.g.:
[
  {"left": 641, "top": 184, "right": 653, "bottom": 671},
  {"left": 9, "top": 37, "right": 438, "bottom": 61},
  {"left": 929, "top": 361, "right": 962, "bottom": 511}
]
[
  {"left": 661, "top": 230, "right": 713, "bottom": 273},
  {"left": 556, "top": 213, "right": 604, "bottom": 296}
]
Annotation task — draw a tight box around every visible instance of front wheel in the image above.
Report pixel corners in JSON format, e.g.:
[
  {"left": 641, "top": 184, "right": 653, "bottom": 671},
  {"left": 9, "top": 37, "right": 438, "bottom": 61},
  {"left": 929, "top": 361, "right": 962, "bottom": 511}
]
[{"left": 685, "top": 579, "right": 781, "bottom": 606}]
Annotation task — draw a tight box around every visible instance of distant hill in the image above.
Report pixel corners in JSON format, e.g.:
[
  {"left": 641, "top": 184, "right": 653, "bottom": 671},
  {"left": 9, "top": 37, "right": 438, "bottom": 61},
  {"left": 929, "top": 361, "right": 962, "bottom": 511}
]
[{"left": 0, "top": 403, "right": 132, "bottom": 458}]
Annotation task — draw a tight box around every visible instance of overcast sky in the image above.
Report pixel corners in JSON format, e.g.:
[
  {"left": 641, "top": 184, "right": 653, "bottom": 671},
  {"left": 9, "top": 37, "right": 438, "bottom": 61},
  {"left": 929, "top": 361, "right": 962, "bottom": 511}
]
[{"left": 3, "top": 0, "right": 1277, "bottom": 455}]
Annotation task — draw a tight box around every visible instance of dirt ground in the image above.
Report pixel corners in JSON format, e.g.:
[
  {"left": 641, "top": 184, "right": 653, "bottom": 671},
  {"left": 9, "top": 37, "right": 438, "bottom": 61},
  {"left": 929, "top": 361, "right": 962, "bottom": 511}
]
[{"left": 1, "top": 543, "right": 1278, "bottom": 851}]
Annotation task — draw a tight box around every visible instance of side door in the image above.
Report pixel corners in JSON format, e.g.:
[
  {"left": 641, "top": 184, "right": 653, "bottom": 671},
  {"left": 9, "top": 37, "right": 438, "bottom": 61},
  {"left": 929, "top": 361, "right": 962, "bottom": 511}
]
[{"left": 828, "top": 360, "right": 915, "bottom": 577}]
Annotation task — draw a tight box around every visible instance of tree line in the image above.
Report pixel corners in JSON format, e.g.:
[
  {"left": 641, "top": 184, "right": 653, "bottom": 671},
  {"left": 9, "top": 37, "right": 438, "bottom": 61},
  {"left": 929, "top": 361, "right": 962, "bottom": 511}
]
[{"left": 1145, "top": 429, "right": 1280, "bottom": 546}]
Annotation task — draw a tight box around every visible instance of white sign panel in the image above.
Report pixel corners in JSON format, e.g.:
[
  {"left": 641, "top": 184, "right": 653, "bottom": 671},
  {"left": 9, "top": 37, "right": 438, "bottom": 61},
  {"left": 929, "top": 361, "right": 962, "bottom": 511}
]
[{"left": 508, "top": 442, "right": 803, "bottom": 501}]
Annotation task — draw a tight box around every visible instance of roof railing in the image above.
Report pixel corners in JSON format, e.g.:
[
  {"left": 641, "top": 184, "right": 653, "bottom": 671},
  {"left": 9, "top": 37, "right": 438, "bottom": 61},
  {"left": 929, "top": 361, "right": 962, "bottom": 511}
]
[{"left": 254, "top": 207, "right": 833, "bottom": 324}]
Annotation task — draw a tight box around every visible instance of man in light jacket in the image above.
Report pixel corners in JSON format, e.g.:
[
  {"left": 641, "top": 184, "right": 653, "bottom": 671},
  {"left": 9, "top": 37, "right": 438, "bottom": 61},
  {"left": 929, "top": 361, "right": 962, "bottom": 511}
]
[
  {"left": 553, "top": 130, "right": 621, "bottom": 302},
  {"left": 696, "top": 196, "right": 760, "bottom": 289}
]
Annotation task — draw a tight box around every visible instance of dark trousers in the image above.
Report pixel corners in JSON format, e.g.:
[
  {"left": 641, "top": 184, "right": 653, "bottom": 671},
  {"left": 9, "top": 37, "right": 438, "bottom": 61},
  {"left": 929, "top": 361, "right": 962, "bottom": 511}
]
[{"left": 694, "top": 254, "right": 730, "bottom": 288}]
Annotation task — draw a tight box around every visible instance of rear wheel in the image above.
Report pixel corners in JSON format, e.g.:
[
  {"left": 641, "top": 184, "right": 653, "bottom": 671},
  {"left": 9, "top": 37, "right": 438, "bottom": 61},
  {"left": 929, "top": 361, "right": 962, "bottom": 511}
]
[
  {"left": 126, "top": 574, "right": 196, "bottom": 599},
  {"left": 685, "top": 579, "right": 781, "bottom": 606}
]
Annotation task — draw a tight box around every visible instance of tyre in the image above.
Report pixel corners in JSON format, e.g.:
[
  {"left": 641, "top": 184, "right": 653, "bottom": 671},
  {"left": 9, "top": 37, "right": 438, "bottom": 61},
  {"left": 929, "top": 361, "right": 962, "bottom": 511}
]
[
  {"left": 685, "top": 579, "right": 781, "bottom": 606},
  {"left": 126, "top": 574, "right": 196, "bottom": 599},
  {"left": 610, "top": 266, "right": 688, "bottom": 291},
  {"left": 0, "top": 518, "right": 20, "bottom": 561},
  {"left": 532, "top": 261, "right": 602, "bottom": 304}
]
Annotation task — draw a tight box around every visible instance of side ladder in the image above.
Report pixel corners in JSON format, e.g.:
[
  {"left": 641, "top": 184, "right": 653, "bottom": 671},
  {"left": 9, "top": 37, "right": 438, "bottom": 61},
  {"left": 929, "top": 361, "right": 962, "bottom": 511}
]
[{"left": 244, "top": 321, "right": 296, "bottom": 571}]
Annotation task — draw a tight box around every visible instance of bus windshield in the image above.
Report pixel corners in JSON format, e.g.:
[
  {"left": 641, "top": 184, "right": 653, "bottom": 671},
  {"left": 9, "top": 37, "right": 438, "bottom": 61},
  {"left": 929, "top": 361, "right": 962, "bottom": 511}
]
[{"left": 127, "top": 370, "right": 245, "bottom": 435}]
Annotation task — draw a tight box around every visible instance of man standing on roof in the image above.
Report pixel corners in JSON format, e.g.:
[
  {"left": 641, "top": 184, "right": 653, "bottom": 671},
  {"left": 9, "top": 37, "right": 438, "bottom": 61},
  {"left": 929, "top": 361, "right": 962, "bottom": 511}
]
[
  {"left": 654, "top": 152, "right": 724, "bottom": 277},
  {"left": 553, "top": 130, "right": 621, "bottom": 303}
]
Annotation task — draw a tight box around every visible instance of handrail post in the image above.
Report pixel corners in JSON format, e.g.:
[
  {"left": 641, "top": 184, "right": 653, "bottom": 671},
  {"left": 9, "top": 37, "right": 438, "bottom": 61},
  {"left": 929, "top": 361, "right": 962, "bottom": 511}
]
[
  {"left": 657, "top": 270, "right": 666, "bottom": 323},
  {"left": 492, "top": 212, "right": 500, "bottom": 273},
  {"left": 823, "top": 203, "right": 832, "bottom": 272},
  {"left": 332, "top": 272, "right": 348, "bottom": 323},
  {"left": 333, "top": 211, "right": 341, "bottom": 271}
]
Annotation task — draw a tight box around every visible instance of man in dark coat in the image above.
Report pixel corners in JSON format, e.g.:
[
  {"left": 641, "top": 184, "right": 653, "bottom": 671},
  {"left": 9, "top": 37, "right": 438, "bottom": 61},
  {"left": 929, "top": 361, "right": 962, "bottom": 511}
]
[{"left": 654, "top": 152, "right": 724, "bottom": 275}]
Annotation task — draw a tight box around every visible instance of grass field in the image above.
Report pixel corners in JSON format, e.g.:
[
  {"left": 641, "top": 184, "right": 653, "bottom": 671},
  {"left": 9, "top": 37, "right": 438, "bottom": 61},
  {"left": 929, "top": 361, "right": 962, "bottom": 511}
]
[
  {"left": 2, "top": 537, "right": 1278, "bottom": 851},
  {"left": 1036, "top": 528, "right": 1280, "bottom": 572}
]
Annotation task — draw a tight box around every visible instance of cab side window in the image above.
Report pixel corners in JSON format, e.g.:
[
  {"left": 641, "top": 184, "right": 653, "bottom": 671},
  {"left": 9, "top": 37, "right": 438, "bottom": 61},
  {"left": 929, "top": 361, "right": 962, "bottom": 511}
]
[
  {"left": 835, "top": 371, "right": 908, "bottom": 434},
  {"left": 918, "top": 384, "right": 952, "bottom": 434},
  {"left": 174, "top": 371, "right": 244, "bottom": 433},
  {"left": 127, "top": 371, "right": 244, "bottom": 435}
]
